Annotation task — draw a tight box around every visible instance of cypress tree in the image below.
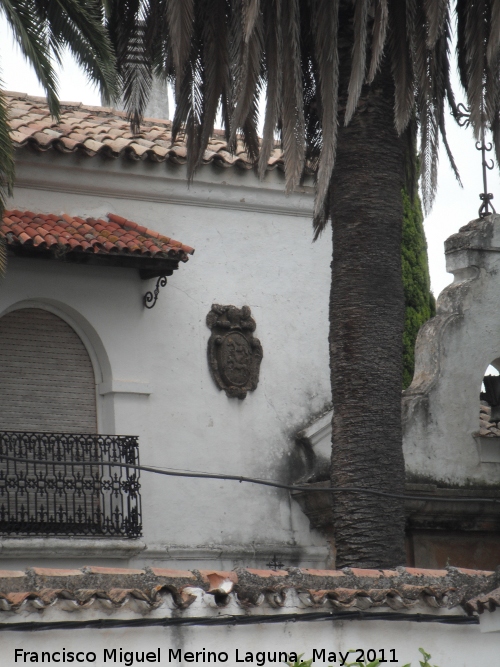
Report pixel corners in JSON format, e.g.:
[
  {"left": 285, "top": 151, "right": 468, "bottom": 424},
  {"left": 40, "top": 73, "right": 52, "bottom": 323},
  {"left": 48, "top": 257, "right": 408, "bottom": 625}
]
[{"left": 402, "top": 189, "right": 436, "bottom": 389}]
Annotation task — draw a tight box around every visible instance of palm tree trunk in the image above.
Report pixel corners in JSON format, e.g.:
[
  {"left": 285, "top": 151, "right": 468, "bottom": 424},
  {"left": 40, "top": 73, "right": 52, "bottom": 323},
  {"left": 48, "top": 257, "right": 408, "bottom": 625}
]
[{"left": 329, "top": 53, "right": 407, "bottom": 568}]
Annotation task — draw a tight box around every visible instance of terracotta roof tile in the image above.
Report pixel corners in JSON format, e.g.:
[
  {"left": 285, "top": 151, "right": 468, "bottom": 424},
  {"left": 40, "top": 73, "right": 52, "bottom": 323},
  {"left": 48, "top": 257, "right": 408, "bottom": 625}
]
[
  {"left": 86, "top": 566, "right": 145, "bottom": 575},
  {"left": 300, "top": 569, "right": 346, "bottom": 577},
  {"left": 405, "top": 567, "right": 448, "bottom": 577},
  {"left": 0, "top": 210, "right": 194, "bottom": 262},
  {"left": 150, "top": 568, "right": 196, "bottom": 579},
  {"left": 349, "top": 568, "right": 383, "bottom": 578},
  {"left": 5, "top": 91, "right": 285, "bottom": 172},
  {"left": 465, "top": 586, "right": 500, "bottom": 614},
  {"left": 0, "top": 566, "right": 496, "bottom": 615},
  {"left": 245, "top": 569, "right": 289, "bottom": 577},
  {"left": 32, "top": 568, "right": 82, "bottom": 577}
]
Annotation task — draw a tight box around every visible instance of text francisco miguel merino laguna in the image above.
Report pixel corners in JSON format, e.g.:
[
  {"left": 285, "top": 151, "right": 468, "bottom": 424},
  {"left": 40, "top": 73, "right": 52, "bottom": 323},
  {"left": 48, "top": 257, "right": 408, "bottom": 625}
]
[{"left": 14, "top": 647, "right": 399, "bottom": 665}]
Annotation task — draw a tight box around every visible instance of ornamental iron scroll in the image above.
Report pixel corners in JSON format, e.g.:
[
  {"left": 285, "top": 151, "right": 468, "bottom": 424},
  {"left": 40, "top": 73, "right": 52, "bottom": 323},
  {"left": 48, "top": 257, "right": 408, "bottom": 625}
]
[
  {"left": 0, "top": 432, "right": 142, "bottom": 537},
  {"left": 456, "top": 104, "right": 497, "bottom": 218},
  {"left": 143, "top": 275, "right": 167, "bottom": 309},
  {"left": 206, "top": 304, "right": 263, "bottom": 399}
]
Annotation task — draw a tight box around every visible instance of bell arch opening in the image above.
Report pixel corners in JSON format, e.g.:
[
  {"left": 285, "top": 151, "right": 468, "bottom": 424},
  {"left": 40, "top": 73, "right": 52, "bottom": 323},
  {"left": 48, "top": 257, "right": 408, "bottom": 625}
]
[{"left": 479, "top": 363, "right": 500, "bottom": 436}]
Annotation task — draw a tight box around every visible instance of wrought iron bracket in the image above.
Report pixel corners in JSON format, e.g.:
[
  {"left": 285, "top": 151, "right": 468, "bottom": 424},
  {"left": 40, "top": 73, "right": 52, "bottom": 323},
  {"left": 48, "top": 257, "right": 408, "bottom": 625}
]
[
  {"left": 456, "top": 103, "right": 497, "bottom": 218},
  {"left": 143, "top": 275, "right": 167, "bottom": 309}
]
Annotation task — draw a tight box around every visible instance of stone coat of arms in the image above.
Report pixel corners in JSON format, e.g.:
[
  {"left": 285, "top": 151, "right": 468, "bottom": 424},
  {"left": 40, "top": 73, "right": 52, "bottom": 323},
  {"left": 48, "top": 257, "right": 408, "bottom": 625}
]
[{"left": 206, "top": 304, "right": 263, "bottom": 398}]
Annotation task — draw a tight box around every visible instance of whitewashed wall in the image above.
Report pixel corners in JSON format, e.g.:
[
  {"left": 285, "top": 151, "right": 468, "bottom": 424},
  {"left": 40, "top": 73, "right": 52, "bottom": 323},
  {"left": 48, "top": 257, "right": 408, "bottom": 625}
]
[
  {"left": 0, "top": 148, "right": 332, "bottom": 569},
  {"left": 403, "top": 214, "right": 500, "bottom": 485},
  {"left": 0, "top": 609, "right": 497, "bottom": 667}
]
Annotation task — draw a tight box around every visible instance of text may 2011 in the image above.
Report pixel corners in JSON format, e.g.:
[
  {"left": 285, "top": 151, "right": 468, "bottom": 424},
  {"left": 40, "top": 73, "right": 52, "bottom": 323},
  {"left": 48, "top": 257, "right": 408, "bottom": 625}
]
[{"left": 14, "top": 647, "right": 400, "bottom": 665}]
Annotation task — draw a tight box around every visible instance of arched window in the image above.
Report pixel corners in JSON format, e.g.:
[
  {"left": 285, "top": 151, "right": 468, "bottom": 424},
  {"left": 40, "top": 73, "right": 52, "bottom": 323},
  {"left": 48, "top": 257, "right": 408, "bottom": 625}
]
[
  {"left": 0, "top": 308, "right": 141, "bottom": 537},
  {"left": 0, "top": 308, "right": 97, "bottom": 433}
]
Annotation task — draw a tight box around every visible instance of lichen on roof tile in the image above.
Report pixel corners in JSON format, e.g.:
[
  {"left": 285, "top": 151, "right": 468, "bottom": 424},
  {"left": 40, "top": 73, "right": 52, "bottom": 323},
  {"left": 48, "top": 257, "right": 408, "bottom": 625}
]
[
  {"left": 0, "top": 211, "right": 194, "bottom": 262},
  {"left": 0, "top": 566, "right": 496, "bottom": 615},
  {"left": 5, "top": 90, "right": 286, "bottom": 172}
]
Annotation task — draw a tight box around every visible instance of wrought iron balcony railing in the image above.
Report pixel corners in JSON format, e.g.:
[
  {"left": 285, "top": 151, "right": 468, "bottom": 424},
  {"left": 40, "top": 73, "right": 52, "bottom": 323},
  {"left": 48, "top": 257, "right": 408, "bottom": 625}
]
[{"left": 0, "top": 432, "right": 142, "bottom": 538}]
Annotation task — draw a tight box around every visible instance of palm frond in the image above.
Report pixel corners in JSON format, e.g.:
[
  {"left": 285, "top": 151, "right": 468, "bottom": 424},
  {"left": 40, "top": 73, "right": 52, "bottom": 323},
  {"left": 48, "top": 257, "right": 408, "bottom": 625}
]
[
  {"left": 301, "top": 8, "right": 321, "bottom": 175},
  {"left": 435, "top": 8, "right": 461, "bottom": 187},
  {"left": 0, "top": 86, "right": 14, "bottom": 275},
  {"left": 229, "top": 0, "right": 263, "bottom": 161},
  {"left": 455, "top": 0, "right": 468, "bottom": 90},
  {"left": 171, "top": 7, "right": 203, "bottom": 180},
  {"left": 258, "top": 0, "right": 282, "bottom": 178},
  {"left": 388, "top": 0, "right": 415, "bottom": 134},
  {"left": 280, "top": 0, "right": 305, "bottom": 193},
  {"left": 344, "top": 0, "right": 369, "bottom": 125},
  {"left": 122, "top": 19, "right": 154, "bottom": 132},
  {"left": 166, "top": 0, "right": 195, "bottom": 95},
  {"left": 1, "top": 0, "right": 59, "bottom": 117},
  {"left": 419, "top": 97, "right": 438, "bottom": 216},
  {"left": 439, "top": 112, "right": 462, "bottom": 187},
  {"left": 196, "top": 0, "right": 231, "bottom": 171},
  {"left": 0, "top": 87, "right": 14, "bottom": 208},
  {"left": 310, "top": 0, "right": 339, "bottom": 235},
  {"left": 423, "top": 0, "right": 447, "bottom": 49},
  {"left": 415, "top": 3, "right": 458, "bottom": 213},
  {"left": 458, "top": 0, "right": 489, "bottom": 137},
  {"left": 487, "top": 0, "right": 500, "bottom": 66},
  {"left": 102, "top": 0, "right": 500, "bottom": 224},
  {"left": 367, "top": 0, "right": 388, "bottom": 84},
  {"left": 243, "top": 0, "right": 260, "bottom": 42},
  {"left": 37, "top": 0, "right": 119, "bottom": 105}
]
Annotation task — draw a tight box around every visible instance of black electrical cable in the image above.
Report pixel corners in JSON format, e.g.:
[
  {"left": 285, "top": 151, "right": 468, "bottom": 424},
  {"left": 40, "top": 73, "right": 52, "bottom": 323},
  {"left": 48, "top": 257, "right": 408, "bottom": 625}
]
[
  {"left": 0, "top": 610, "right": 479, "bottom": 632},
  {"left": 0, "top": 453, "right": 499, "bottom": 504}
]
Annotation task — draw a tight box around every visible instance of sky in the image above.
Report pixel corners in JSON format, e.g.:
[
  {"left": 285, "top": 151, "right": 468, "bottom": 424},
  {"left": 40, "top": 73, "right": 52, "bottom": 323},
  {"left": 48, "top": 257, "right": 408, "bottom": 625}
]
[{"left": 1, "top": 16, "right": 496, "bottom": 299}]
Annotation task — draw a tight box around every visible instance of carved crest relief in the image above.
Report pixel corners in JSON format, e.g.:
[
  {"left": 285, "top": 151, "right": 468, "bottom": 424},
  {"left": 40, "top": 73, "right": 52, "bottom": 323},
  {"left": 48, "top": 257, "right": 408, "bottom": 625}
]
[{"left": 206, "top": 304, "right": 263, "bottom": 398}]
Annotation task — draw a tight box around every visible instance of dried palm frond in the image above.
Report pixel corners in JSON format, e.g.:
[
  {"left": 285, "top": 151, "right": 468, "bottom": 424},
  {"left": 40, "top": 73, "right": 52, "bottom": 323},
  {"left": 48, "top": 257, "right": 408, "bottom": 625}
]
[
  {"left": 105, "top": 0, "right": 500, "bottom": 225},
  {"left": 229, "top": 0, "right": 263, "bottom": 161},
  {"left": 487, "top": 0, "right": 500, "bottom": 66},
  {"left": 389, "top": 0, "right": 415, "bottom": 135},
  {"left": 367, "top": 0, "right": 388, "bottom": 84},
  {"left": 37, "top": 0, "right": 119, "bottom": 105},
  {"left": 0, "top": 86, "right": 7, "bottom": 274},
  {"left": 243, "top": 0, "right": 260, "bottom": 42},
  {"left": 345, "top": 0, "right": 369, "bottom": 125},
  {"left": 310, "top": 0, "right": 340, "bottom": 236},
  {"left": 197, "top": 0, "right": 231, "bottom": 166},
  {"left": 424, "top": 0, "right": 448, "bottom": 49},
  {"left": 258, "top": 0, "right": 282, "bottom": 178},
  {"left": 456, "top": 0, "right": 490, "bottom": 136},
  {"left": 0, "top": 87, "right": 14, "bottom": 217},
  {"left": 280, "top": 0, "right": 305, "bottom": 193},
  {"left": 166, "top": 0, "right": 194, "bottom": 95}
]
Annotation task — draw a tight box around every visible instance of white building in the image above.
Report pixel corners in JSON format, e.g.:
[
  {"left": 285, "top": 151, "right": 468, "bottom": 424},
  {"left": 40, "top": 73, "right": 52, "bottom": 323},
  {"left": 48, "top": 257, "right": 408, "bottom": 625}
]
[
  {"left": 0, "top": 92, "right": 332, "bottom": 572},
  {"left": 1, "top": 92, "right": 499, "bottom": 666}
]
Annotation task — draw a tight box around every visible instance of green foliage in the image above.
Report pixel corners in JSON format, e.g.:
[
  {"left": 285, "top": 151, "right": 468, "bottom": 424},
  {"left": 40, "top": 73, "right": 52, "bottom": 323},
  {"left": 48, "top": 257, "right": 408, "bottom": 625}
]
[
  {"left": 344, "top": 651, "right": 381, "bottom": 667},
  {"left": 287, "top": 657, "right": 313, "bottom": 667},
  {"left": 0, "top": 85, "right": 15, "bottom": 219},
  {"left": 288, "top": 648, "right": 438, "bottom": 667},
  {"left": 402, "top": 189, "right": 435, "bottom": 389},
  {"left": 417, "top": 648, "right": 439, "bottom": 667},
  {"left": 0, "top": 0, "right": 119, "bottom": 224}
]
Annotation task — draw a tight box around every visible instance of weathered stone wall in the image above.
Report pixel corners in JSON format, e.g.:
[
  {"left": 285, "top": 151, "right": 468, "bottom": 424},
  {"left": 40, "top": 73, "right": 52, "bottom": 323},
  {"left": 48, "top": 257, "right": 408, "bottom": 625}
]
[{"left": 403, "top": 215, "right": 500, "bottom": 486}]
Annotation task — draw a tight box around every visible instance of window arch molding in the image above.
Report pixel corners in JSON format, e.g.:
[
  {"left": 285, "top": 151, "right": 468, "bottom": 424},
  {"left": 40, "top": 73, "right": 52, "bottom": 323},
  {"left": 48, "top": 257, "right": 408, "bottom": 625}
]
[{"left": 0, "top": 299, "right": 113, "bottom": 433}]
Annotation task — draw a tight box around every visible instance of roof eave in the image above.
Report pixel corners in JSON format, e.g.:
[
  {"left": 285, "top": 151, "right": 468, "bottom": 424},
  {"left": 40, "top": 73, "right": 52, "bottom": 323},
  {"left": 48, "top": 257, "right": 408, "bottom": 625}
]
[{"left": 7, "top": 245, "right": 182, "bottom": 278}]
